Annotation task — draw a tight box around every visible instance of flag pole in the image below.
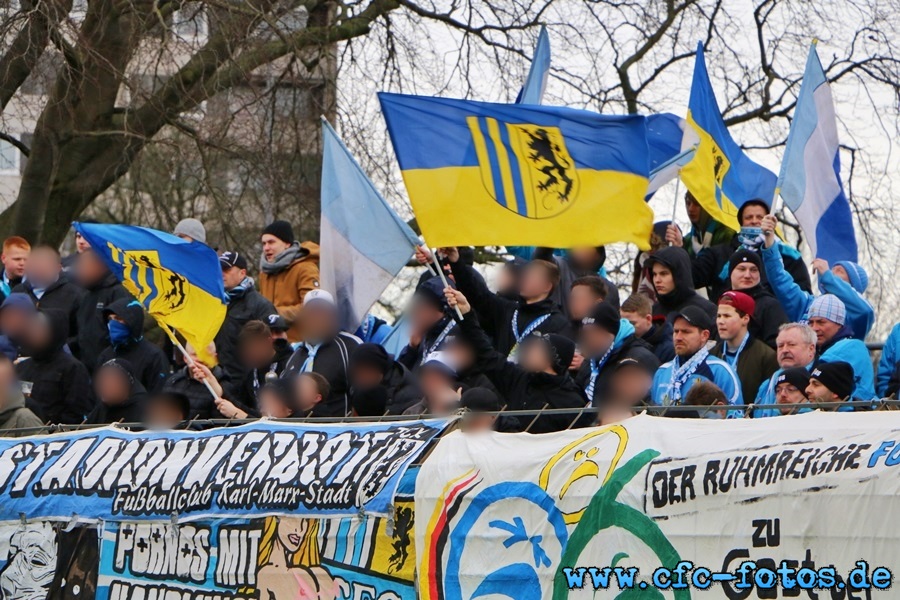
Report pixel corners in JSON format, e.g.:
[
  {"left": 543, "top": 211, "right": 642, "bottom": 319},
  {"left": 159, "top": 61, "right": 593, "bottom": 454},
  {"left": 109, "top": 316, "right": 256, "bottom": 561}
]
[
  {"left": 158, "top": 321, "right": 219, "bottom": 400},
  {"left": 418, "top": 242, "right": 438, "bottom": 276},
  {"left": 430, "top": 248, "right": 465, "bottom": 320},
  {"left": 669, "top": 177, "right": 682, "bottom": 246}
]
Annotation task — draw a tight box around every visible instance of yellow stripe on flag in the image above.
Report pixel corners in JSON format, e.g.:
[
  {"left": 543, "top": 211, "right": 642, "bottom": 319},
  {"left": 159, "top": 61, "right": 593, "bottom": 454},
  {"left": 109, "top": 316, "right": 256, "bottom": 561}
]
[{"left": 486, "top": 117, "right": 519, "bottom": 213}]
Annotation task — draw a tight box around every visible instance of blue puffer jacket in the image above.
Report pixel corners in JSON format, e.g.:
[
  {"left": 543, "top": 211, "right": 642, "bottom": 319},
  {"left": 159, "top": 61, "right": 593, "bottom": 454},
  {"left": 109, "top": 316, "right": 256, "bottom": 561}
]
[
  {"left": 761, "top": 245, "right": 874, "bottom": 339},
  {"left": 818, "top": 326, "right": 876, "bottom": 401}
]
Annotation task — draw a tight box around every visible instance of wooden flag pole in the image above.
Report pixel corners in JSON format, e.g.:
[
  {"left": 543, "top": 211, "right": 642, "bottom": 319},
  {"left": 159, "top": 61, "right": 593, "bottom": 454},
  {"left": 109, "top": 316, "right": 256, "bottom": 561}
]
[{"left": 158, "top": 322, "right": 219, "bottom": 400}]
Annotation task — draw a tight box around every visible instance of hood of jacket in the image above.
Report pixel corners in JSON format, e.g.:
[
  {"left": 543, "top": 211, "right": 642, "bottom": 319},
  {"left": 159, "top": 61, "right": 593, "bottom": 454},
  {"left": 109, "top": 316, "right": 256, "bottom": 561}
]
[
  {"left": 612, "top": 319, "right": 636, "bottom": 351},
  {"left": 647, "top": 246, "right": 695, "bottom": 309},
  {"left": 87, "top": 272, "right": 120, "bottom": 293},
  {"left": 645, "top": 319, "right": 673, "bottom": 345},
  {"left": 517, "top": 296, "right": 559, "bottom": 315},
  {"left": 104, "top": 298, "right": 144, "bottom": 338}
]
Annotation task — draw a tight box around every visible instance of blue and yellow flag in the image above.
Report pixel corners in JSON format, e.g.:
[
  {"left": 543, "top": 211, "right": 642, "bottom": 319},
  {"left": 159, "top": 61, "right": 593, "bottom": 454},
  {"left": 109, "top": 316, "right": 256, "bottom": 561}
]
[
  {"left": 73, "top": 222, "right": 227, "bottom": 365},
  {"left": 680, "top": 43, "right": 777, "bottom": 231},
  {"left": 378, "top": 93, "right": 653, "bottom": 249}
]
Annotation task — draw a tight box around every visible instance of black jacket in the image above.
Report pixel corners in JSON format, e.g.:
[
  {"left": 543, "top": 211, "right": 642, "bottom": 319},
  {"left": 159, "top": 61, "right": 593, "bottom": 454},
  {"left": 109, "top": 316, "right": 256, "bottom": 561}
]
[
  {"left": 96, "top": 298, "right": 169, "bottom": 393},
  {"left": 458, "top": 313, "right": 586, "bottom": 434},
  {"left": 574, "top": 335, "right": 660, "bottom": 408},
  {"left": 214, "top": 281, "right": 278, "bottom": 381},
  {"left": 12, "top": 277, "right": 85, "bottom": 345},
  {"left": 162, "top": 365, "right": 231, "bottom": 421},
  {"left": 380, "top": 361, "right": 423, "bottom": 415},
  {"left": 398, "top": 315, "right": 455, "bottom": 370},
  {"left": 15, "top": 309, "right": 94, "bottom": 424},
  {"left": 74, "top": 273, "right": 132, "bottom": 371},
  {"left": 742, "top": 284, "right": 789, "bottom": 348},
  {"left": 0, "top": 268, "right": 23, "bottom": 303},
  {"left": 642, "top": 321, "right": 676, "bottom": 364},
  {"left": 283, "top": 332, "right": 361, "bottom": 417},
  {"left": 228, "top": 338, "right": 294, "bottom": 415},
  {"left": 450, "top": 261, "right": 573, "bottom": 357},
  {"left": 649, "top": 247, "right": 717, "bottom": 323},
  {"left": 85, "top": 380, "right": 148, "bottom": 425},
  {"left": 692, "top": 238, "right": 812, "bottom": 300}
]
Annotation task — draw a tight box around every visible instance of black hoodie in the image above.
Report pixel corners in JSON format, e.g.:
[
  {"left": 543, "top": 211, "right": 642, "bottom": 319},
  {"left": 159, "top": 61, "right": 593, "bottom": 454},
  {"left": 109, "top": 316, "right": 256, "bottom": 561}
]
[
  {"left": 85, "top": 361, "right": 148, "bottom": 425},
  {"left": 738, "top": 284, "right": 789, "bottom": 348},
  {"left": 74, "top": 272, "right": 132, "bottom": 371},
  {"left": 450, "top": 261, "right": 573, "bottom": 356},
  {"left": 12, "top": 276, "right": 85, "bottom": 345},
  {"left": 646, "top": 247, "right": 717, "bottom": 323},
  {"left": 97, "top": 298, "right": 170, "bottom": 393},
  {"left": 16, "top": 309, "right": 94, "bottom": 424},
  {"left": 458, "top": 313, "right": 587, "bottom": 434}
]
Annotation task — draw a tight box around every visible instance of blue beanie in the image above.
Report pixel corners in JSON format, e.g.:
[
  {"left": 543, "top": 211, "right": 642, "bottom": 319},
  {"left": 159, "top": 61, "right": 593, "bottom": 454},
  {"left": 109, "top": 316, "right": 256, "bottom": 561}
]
[{"left": 834, "top": 261, "right": 868, "bottom": 293}]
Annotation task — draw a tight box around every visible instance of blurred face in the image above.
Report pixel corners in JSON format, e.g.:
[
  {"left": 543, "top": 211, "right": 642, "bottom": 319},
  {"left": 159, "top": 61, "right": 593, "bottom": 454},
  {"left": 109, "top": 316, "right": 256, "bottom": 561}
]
[
  {"left": 22, "top": 316, "right": 52, "bottom": 353},
  {"left": 731, "top": 263, "right": 760, "bottom": 291},
  {"left": 519, "top": 264, "right": 553, "bottom": 301},
  {"left": 261, "top": 234, "right": 290, "bottom": 262},
  {"left": 75, "top": 251, "right": 109, "bottom": 286},
  {"left": 672, "top": 318, "right": 709, "bottom": 358},
  {"left": 419, "top": 368, "right": 454, "bottom": 402},
  {"left": 685, "top": 195, "right": 702, "bottom": 225},
  {"left": 776, "top": 382, "right": 808, "bottom": 415},
  {"left": 808, "top": 317, "right": 842, "bottom": 346},
  {"left": 831, "top": 265, "right": 850, "bottom": 284},
  {"left": 569, "top": 247, "right": 602, "bottom": 270},
  {"left": 260, "top": 388, "right": 294, "bottom": 418},
  {"left": 519, "top": 339, "right": 553, "bottom": 374},
  {"left": 349, "top": 363, "right": 384, "bottom": 390},
  {"left": 94, "top": 367, "right": 131, "bottom": 406},
  {"left": 568, "top": 284, "right": 603, "bottom": 321},
  {"left": 806, "top": 379, "right": 839, "bottom": 404},
  {"left": 239, "top": 336, "right": 274, "bottom": 369},
  {"left": 186, "top": 342, "right": 217, "bottom": 368},
  {"left": 300, "top": 302, "right": 337, "bottom": 344},
  {"left": 74, "top": 231, "right": 91, "bottom": 253},
  {"left": 776, "top": 328, "right": 816, "bottom": 368},
  {"left": 1, "top": 246, "right": 28, "bottom": 278},
  {"left": 740, "top": 204, "right": 767, "bottom": 227},
  {"left": 444, "top": 340, "right": 475, "bottom": 372},
  {"left": 621, "top": 310, "right": 652, "bottom": 337},
  {"left": 461, "top": 413, "right": 496, "bottom": 433},
  {"left": 716, "top": 304, "right": 749, "bottom": 344},
  {"left": 495, "top": 267, "right": 517, "bottom": 295},
  {"left": 24, "top": 248, "right": 60, "bottom": 288},
  {"left": 578, "top": 326, "right": 615, "bottom": 359},
  {"left": 608, "top": 366, "right": 652, "bottom": 406},
  {"left": 295, "top": 375, "right": 323, "bottom": 412},
  {"left": 145, "top": 398, "right": 186, "bottom": 429},
  {"left": 221, "top": 266, "right": 246, "bottom": 290},
  {"left": 652, "top": 263, "right": 675, "bottom": 296},
  {"left": 409, "top": 298, "right": 444, "bottom": 336},
  {"left": 0, "top": 308, "right": 32, "bottom": 340}
]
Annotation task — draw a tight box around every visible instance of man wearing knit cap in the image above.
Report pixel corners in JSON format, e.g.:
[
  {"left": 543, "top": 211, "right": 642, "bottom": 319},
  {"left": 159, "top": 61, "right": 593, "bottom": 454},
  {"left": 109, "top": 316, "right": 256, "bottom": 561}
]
[
  {"left": 173, "top": 218, "right": 207, "bottom": 244},
  {"left": 774, "top": 367, "right": 812, "bottom": 415},
  {"left": 650, "top": 305, "right": 743, "bottom": 414},
  {"left": 807, "top": 361, "right": 856, "bottom": 406},
  {"left": 575, "top": 302, "right": 658, "bottom": 409},
  {"left": 258, "top": 220, "right": 320, "bottom": 343},
  {"left": 726, "top": 248, "right": 788, "bottom": 347},
  {"left": 760, "top": 214, "right": 874, "bottom": 339},
  {"left": 807, "top": 294, "right": 875, "bottom": 402},
  {"left": 711, "top": 291, "right": 777, "bottom": 405}
]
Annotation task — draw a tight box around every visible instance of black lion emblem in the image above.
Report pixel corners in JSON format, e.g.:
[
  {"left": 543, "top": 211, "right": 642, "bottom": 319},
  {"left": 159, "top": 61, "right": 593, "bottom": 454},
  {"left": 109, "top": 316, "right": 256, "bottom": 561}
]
[{"left": 525, "top": 128, "right": 575, "bottom": 202}]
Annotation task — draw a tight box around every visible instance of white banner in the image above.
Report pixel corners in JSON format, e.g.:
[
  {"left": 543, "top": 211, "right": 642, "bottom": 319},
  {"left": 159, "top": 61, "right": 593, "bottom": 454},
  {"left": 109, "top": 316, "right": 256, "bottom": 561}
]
[{"left": 415, "top": 412, "right": 900, "bottom": 599}]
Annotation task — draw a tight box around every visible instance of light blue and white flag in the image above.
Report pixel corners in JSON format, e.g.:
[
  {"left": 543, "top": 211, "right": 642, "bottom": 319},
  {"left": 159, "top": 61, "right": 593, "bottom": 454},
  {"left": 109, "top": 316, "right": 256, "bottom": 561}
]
[
  {"left": 645, "top": 113, "right": 693, "bottom": 198},
  {"left": 777, "top": 42, "right": 857, "bottom": 263},
  {"left": 516, "top": 25, "right": 550, "bottom": 105},
  {"left": 320, "top": 119, "right": 421, "bottom": 331}
]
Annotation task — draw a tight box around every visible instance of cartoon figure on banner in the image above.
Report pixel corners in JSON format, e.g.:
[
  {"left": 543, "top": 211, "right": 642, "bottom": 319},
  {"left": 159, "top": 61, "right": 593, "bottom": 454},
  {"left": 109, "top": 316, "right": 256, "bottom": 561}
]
[
  {"left": 0, "top": 522, "right": 57, "bottom": 600},
  {"left": 388, "top": 506, "right": 414, "bottom": 575},
  {"left": 257, "top": 517, "right": 337, "bottom": 600},
  {"left": 538, "top": 425, "right": 628, "bottom": 525}
]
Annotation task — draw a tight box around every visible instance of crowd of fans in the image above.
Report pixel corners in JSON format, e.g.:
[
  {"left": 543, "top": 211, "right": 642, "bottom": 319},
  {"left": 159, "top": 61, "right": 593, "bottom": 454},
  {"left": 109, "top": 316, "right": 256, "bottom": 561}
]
[{"left": 0, "top": 193, "right": 895, "bottom": 437}]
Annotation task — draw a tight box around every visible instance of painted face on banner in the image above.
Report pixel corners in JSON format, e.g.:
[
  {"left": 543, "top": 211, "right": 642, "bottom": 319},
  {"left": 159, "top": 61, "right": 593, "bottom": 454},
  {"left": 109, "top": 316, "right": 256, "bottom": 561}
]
[{"left": 538, "top": 426, "right": 629, "bottom": 525}]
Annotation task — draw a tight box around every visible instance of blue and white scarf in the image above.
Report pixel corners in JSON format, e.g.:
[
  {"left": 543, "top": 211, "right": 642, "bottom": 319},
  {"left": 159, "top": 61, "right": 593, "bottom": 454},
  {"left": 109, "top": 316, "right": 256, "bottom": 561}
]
[{"left": 668, "top": 346, "right": 710, "bottom": 404}]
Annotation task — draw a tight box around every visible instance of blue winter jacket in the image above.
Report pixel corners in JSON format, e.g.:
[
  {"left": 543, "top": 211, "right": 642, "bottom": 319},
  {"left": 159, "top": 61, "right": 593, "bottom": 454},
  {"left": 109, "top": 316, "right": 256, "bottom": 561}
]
[{"left": 876, "top": 322, "right": 900, "bottom": 397}]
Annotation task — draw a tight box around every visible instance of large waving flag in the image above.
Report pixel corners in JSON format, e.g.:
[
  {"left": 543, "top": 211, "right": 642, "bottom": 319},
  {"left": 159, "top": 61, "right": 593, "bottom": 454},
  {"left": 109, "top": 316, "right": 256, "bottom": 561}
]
[
  {"left": 646, "top": 113, "right": 693, "bottom": 198},
  {"left": 516, "top": 25, "right": 550, "bottom": 105},
  {"left": 378, "top": 93, "right": 653, "bottom": 249},
  {"left": 73, "top": 222, "right": 226, "bottom": 365},
  {"left": 680, "top": 42, "right": 777, "bottom": 231},
  {"left": 777, "top": 43, "right": 857, "bottom": 263},
  {"left": 319, "top": 119, "right": 421, "bottom": 331}
]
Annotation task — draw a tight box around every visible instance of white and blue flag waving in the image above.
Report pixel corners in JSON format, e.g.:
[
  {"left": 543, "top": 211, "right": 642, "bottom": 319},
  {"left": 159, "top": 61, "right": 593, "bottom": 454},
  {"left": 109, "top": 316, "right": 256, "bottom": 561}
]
[
  {"left": 319, "top": 118, "right": 421, "bottom": 331},
  {"left": 515, "top": 25, "right": 550, "bottom": 105},
  {"left": 777, "top": 42, "right": 857, "bottom": 264}
]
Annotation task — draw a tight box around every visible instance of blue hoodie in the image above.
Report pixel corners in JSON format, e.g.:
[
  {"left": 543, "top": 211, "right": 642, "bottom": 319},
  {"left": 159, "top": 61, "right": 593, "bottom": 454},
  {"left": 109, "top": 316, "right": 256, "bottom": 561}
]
[
  {"left": 877, "top": 322, "right": 900, "bottom": 397},
  {"left": 761, "top": 245, "right": 874, "bottom": 339},
  {"left": 818, "top": 325, "right": 876, "bottom": 401}
]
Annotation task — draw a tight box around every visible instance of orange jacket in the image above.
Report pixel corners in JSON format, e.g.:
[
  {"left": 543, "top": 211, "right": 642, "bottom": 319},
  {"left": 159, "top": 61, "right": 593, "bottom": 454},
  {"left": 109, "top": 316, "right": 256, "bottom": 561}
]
[{"left": 258, "top": 242, "right": 320, "bottom": 343}]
